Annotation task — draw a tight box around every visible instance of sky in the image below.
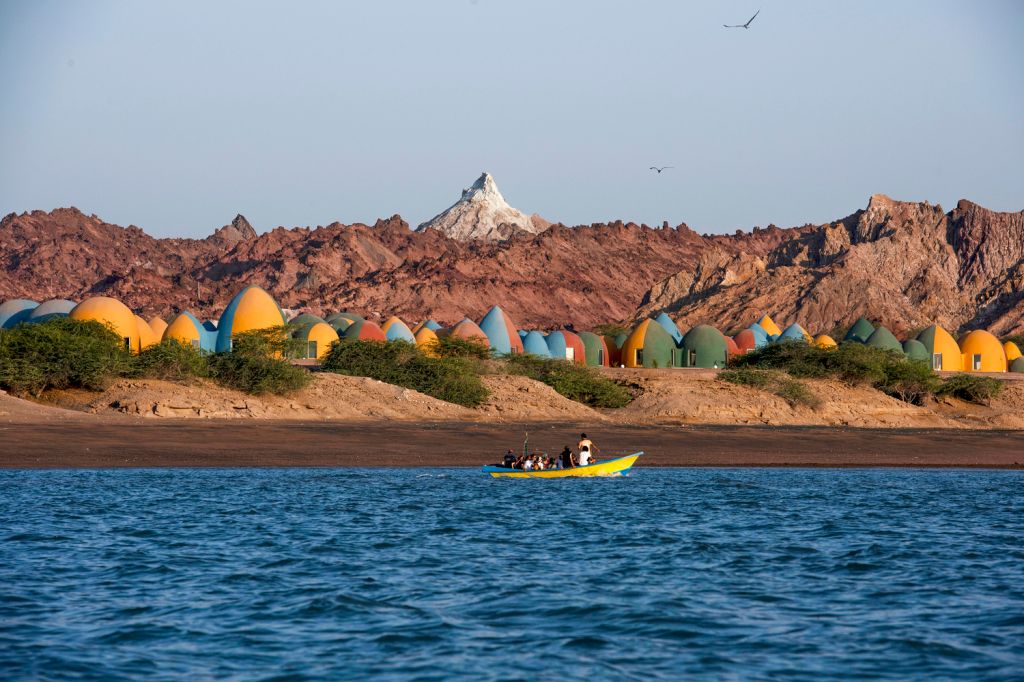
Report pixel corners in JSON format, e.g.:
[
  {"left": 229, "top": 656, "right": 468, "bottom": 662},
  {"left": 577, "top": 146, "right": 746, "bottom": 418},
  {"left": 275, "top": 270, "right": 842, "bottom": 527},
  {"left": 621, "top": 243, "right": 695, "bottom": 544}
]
[{"left": 0, "top": 0, "right": 1021, "bottom": 237}]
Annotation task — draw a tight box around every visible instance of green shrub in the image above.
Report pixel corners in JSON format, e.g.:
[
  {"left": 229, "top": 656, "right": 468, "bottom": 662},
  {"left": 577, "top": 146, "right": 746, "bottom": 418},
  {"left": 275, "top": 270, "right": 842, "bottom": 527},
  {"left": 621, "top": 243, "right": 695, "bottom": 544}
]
[
  {"left": 429, "top": 335, "right": 493, "bottom": 360},
  {"left": 504, "top": 353, "right": 632, "bottom": 408},
  {"left": 719, "top": 368, "right": 821, "bottom": 408},
  {"left": 131, "top": 340, "right": 209, "bottom": 382},
  {"left": 937, "top": 374, "right": 1004, "bottom": 405},
  {"left": 207, "top": 352, "right": 311, "bottom": 396},
  {"left": 0, "top": 318, "right": 131, "bottom": 396},
  {"left": 231, "top": 326, "right": 306, "bottom": 359},
  {"left": 876, "top": 358, "right": 940, "bottom": 405},
  {"left": 322, "top": 340, "right": 489, "bottom": 407}
]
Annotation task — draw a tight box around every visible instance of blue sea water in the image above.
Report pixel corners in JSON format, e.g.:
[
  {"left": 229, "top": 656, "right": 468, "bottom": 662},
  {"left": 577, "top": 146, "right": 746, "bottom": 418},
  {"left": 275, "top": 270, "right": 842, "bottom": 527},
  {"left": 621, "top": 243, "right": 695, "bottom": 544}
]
[{"left": 1, "top": 468, "right": 1022, "bottom": 680}]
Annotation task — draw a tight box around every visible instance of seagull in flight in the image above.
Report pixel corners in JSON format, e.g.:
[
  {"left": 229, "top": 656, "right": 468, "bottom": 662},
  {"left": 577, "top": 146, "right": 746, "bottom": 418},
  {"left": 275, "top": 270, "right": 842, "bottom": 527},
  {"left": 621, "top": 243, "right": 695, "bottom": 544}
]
[
  {"left": 649, "top": 166, "right": 674, "bottom": 174},
  {"left": 724, "top": 9, "right": 760, "bottom": 29}
]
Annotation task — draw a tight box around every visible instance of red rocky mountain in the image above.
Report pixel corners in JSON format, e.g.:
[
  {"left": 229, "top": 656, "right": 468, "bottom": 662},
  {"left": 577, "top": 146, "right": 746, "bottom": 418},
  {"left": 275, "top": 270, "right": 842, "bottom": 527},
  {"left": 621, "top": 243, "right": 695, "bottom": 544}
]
[{"left": 1, "top": 194, "right": 1021, "bottom": 334}]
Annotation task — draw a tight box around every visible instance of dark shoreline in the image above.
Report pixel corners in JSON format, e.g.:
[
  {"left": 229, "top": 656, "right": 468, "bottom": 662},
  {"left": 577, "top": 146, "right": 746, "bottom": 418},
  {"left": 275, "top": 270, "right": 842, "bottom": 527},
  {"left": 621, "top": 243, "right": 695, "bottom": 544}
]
[{"left": 2, "top": 421, "right": 1023, "bottom": 469}]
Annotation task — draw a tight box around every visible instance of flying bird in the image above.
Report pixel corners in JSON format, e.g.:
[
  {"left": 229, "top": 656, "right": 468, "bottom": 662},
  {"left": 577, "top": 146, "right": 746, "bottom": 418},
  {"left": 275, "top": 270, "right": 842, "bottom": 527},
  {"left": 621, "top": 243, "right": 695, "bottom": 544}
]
[
  {"left": 649, "top": 166, "right": 674, "bottom": 174},
  {"left": 724, "top": 9, "right": 760, "bottom": 29}
]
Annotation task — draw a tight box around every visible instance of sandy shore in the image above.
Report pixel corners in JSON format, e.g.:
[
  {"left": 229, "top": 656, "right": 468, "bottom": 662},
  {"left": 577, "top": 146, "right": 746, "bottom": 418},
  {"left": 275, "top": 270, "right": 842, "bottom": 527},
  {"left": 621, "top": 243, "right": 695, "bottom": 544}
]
[{"left": 2, "top": 420, "right": 1023, "bottom": 469}]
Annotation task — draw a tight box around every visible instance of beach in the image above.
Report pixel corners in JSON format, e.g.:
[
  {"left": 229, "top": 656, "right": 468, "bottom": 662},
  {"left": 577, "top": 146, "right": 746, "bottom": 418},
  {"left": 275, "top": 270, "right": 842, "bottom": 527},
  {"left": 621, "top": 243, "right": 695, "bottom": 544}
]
[{"left": 3, "top": 420, "right": 1023, "bottom": 469}]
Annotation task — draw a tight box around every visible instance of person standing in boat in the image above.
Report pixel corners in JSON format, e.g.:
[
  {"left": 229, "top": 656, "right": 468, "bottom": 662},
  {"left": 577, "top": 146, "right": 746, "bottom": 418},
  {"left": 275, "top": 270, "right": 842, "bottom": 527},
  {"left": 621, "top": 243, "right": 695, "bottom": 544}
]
[
  {"left": 577, "top": 433, "right": 598, "bottom": 466},
  {"left": 503, "top": 450, "right": 516, "bottom": 468},
  {"left": 559, "top": 446, "right": 574, "bottom": 469}
]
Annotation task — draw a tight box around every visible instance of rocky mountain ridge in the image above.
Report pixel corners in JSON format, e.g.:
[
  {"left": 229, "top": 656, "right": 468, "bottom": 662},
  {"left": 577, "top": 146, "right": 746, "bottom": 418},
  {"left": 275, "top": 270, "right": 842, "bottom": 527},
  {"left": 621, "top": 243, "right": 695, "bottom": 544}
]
[
  {"left": 416, "top": 172, "right": 550, "bottom": 241},
  {"left": 1, "top": 194, "right": 1022, "bottom": 334}
]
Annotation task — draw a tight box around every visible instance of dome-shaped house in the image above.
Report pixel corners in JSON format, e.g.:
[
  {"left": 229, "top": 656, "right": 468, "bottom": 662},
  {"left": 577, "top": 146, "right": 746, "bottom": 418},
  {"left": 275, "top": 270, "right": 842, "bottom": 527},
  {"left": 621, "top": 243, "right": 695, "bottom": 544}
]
[
  {"left": 163, "top": 311, "right": 217, "bottom": 351},
  {"left": 815, "top": 334, "right": 838, "bottom": 349},
  {"left": 27, "top": 299, "right": 76, "bottom": 323},
  {"left": 607, "top": 332, "right": 629, "bottom": 366},
  {"left": 522, "top": 330, "right": 551, "bottom": 357},
  {"left": 291, "top": 318, "right": 339, "bottom": 360},
  {"left": 865, "top": 326, "right": 903, "bottom": 353},
  {"left": 654, "top": 312, "right": 684, "bottom": 344},
  {"left": 578, "top": 331, "right": 611, "bottom": 367},
  {"left": 478, "top": 305, "right": 524, "bottom": 355},
  {"left": 681, "top": 325, "right": 728, "bottom": 368},
  {"left": 902, "top": 339, "right": 930, "bottom": 363},
  {"left": 916, "top": 325, "right": 962, "bottom": 371},
  {"left": 1003, "top": 341, "right": 1022, "bottom": 363},
  {"left": 1011, "top": 357, "right": 1024, "bottom": 373},
  {"left": 381, "top": 316, "right": 416, "bottom": 343},
  {"left": 445, "top": 318, "right": 491, "bottom": 347},
  {"left": 777, "top": 323, "right": 812, "bottom": 344},
  {"left": 215, "top": 286, "right": 286, "bottom": 352},
  {"left": 621, "top": 319, "right": 677, "bottom": 368},
  {"left": 135, "top": 315, "right": 160, "bottom": 350},
  {"left": 70, "top": 297, "right": 141, "bottom": 353},
  {"left": 724, "top": 335, "right": 740, "bottom": 358},
  {"left": 757, "top": 315, "right": 782, "bottom": 338},
  {"left": 414, "top": 326, "right": 440, "bottom": 356},
  {"left": 341, "top": 318, "right": 387, "bottom": 342},
  {"left": 959, "top": 330, "right": 1007, "bottom": 372},
  {"left": 545, "top": 330, "right": 586, "bottom": 365},
  {"left": 0, "top": 299, "right": 38, "bottom": 328},
  {"left": 412, "top": 319, "right": 442, "bottom": 334},
  {"left": 844, "top": 317, "right": 875, "bottom": 344},
  {"left": 148, "top": 316, "right": 168, "bottom": 338}
]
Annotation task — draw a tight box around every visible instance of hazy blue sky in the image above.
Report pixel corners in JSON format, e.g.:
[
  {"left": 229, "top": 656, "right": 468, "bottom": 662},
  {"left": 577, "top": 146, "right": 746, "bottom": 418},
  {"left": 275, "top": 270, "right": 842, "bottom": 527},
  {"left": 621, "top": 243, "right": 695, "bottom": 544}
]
[{"left": 1, "top": 0, "right": 1021, "bottom": 237}]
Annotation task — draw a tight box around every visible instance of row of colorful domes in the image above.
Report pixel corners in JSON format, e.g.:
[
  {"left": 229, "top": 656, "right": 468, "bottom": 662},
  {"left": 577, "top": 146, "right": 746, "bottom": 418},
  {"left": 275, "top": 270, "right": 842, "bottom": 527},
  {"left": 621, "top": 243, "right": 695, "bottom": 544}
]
[{"left": 3, "top": 291, "right": 1021, "bottom": 372}]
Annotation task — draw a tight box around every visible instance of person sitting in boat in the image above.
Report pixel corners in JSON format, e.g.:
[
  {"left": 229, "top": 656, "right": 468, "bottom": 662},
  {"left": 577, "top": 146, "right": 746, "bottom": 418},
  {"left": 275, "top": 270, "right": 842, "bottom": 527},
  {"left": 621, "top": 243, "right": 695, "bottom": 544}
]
[
  {"left": 503, "top": 450, "right": 516, "bottom": 468},
  {"left": 577, "top": 433, "right": 598, "bottom": 466},
  {"left": 522, "top": 456, "right": 535, "bottom": 471},
  {"left": 535, "top": 457, "right": 545, "bottom": 471},
  {"left": 559, "top": 446, "right": 574, "bottom": 469}
]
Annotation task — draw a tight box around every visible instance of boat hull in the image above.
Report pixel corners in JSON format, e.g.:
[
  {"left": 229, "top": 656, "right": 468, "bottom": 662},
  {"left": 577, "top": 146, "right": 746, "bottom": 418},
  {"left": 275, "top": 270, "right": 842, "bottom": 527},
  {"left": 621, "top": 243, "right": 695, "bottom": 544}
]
[{"left": 482, "top": 452, "right": 642, "bottom": 478}]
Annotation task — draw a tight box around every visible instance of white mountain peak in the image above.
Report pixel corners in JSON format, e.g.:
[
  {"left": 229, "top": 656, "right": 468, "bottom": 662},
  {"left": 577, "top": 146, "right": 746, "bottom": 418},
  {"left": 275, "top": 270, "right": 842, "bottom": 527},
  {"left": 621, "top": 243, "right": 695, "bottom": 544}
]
[{"left": 417, "top": 172, "right": 550, "bottom": 242}]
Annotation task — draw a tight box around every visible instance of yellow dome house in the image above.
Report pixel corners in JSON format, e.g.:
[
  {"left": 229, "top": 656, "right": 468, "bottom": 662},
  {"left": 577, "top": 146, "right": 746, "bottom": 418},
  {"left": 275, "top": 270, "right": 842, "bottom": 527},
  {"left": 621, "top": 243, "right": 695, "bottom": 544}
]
[
  {"left": 757, "top": 314, "right": 782, "bottom": 337},
  {"left": 414, "top": 326, "right": 440, "bottom": 356},
  {"left": 959, "top": 330, "right": 1007, "bottom": 372},
  {"left": 814, "top": 334, "right": 838, "bottom": 349},
  {"left": 1003, "top": 341, "right": 1022, "bottom": 363},
  {"left": 148, "top": 316, "right": 168, "bottom": 338},
  {"left": 135, "top": 315, "right": 160, "bottom": 350},
  {"left": 215, "top": 286, "right": 286, "bottom": 352},
  {"left": 70, "top": 297, "right": 142, "bottom": 353},
  {"left": 915, "top": 325, "right": 962, "bottom": 371}
]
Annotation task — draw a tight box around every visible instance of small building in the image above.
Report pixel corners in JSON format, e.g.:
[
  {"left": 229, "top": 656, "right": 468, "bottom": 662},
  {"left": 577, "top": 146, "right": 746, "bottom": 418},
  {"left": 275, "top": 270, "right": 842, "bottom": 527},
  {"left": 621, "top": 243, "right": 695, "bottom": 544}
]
[
  {"left": 478, "top": 305, "right": 524, "bottom": 355},
  {"left": 681, "top": 325, "right": 728, "bottom": 368},
  {"left": 757, "top": 314, "right": 782, "bottom": 337},
  {"left": 578, "top": 331, "right": 611, "bottom": 367},
  {"left": 341, "top": 318, "right": 387, "bottom": 342},
  {"left": 522, "top": 330, "right": 551, "bottom": 357},
  {"left": 815, "top": 334, "right": 838, "bottom": 349},
  {"left": 0, "top": 299, "right": 38, "bottom": 329},
  {"left": 215, "top": 286, "right": 286, "bottom": 353},
  {"left": 136, "top": 315, "right": 160, "bottom": 350},
  {"left": 1003, "top": 341, "right": 1022, "bottom": 363},
  {"left": 915, "top": 324, "right": 962, "bottom": 371},
  {"left": 414, "top": 326, "right": 440, "bottom": 356},
  {"left": 148, "top": 316, "right": 168, "bottom": 338},
  {"left": 844, "top": 317, "right": 875, "bottom": 344},
  {"left": 545, "top": 330, "right": 586, "bottom": 365},
  {"left": 621, "top": 319, "right": 677, "bottom": 368},
  {"left": 27, "top": 299, "right": 76, "bottom": 323},
  {"left": 292, "top": 319, "right": 339, "bottom": 360},
  {"left": 1011, "top": 357, "right": 1024, "bottom": 373},
  {"left": 865, "top": 326, "right": 903, "bottom": 353},
  {"left": 959, "top": 330, "right": 1007, "bottom": 372},
  {"left": 163, "top": 311, "right": 217, "bottom": 352},
  {"left": 445, "top": 318, "right": 491, "bottom": 346},
  {"left": 69, "top": 297, "right": 142, "bottom": 353},
  {"left": 902, "top": 339, "right": 930, "bottom": 363},
  {"left": 412, "top": 319, "right": 442, "bottom": 334},
  {"left": 381, "top": 316, "right": 416, "bottom": 343},
  {"left": 777, "top": 323, "right": 812, "bottom": 344}
]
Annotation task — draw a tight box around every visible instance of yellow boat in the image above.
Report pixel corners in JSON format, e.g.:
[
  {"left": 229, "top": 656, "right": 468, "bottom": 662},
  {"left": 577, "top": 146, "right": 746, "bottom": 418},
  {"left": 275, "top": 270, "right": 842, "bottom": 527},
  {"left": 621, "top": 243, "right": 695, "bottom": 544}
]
[{"left": 482, "top": 452, "right": 642, "bottom": 478}]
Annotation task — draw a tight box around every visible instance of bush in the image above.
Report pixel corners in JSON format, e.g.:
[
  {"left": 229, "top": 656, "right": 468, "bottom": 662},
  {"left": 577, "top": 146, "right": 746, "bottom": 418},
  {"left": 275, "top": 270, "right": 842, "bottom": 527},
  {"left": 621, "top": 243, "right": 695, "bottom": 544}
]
[
  {"left": 232, "top": 326, "right": 307, "bottom": 359},
  {"left": 719, "top": 368, "right": 821, "bottom": 409},
  {"left": 504, "top": 354, "right": 632, "bottom": 408},
  {"left": 937, "top": 374, "right": 1004, "bottom": 405},
  {"left": 207, "top": 352, "right": 311, "bottom": 396},
  {"left": 322, "top": 340, "right": 489, "bottom": 407},
  {"left": 0, "top": 318, "right": 131, "bottom": 396},
  {"left": 428, "top": 335, "right": 493, "bottom": 360},
  {"left": 131, "top": 340, "right": 209, "bottom": 382},
  {"left": 876, "top": 359, "right": 940, "bottom": 405}
]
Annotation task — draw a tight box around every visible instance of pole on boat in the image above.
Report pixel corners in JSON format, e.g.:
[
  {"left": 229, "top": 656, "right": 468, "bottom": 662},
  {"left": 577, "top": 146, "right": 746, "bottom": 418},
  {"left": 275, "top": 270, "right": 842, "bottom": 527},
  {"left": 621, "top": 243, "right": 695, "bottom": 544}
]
[{"left": 523, "top": 431, "right": 529, "bottom": 460}]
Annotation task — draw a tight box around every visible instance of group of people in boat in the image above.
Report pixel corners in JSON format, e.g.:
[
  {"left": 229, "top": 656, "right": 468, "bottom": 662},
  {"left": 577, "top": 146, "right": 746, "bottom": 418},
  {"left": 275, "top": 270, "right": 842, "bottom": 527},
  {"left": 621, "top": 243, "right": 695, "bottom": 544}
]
[{"left": 500, "top": 433, "right": 600, "bottom": 470}]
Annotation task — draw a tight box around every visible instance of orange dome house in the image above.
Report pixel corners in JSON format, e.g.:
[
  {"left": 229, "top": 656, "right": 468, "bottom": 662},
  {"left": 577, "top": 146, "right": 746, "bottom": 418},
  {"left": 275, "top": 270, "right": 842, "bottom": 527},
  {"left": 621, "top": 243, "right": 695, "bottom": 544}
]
[
  {"left": 445, "top": 318, "right": 491, "bottom": 346},
  {"left": 148, "top": 316, "right": 168, "bottom": 338},
  {"left": 341, "top": 319, "right": 387, "bottom": 342},
  {"left": 381, "top": 316, "right": 416, "bottom": 343},
  {"left": 414, "top": 326, "right": 440, "bottom": 356},
  {"left": 163, "top": 311, "right": 216, "bottom": 351},
  {"left": 915, "top": 325, "right": 962, "bottom": 371},
  {"left": 621, "top": 319, "right": 677, "bottom": 368},
  {"left": 815, "top": 334, "right": 838, "bottom": 349},
  {"left": 215, "top": 286, "right": 286, "bottom": 352},
  {"left": 70, "top": 297, "right": 142, "bottom": 353},
  {"left": 1003, "top": 341, "right": 1022, "bottom": 363},
  {"left": 294, "top": 321, "right": 339, "bottom": 360},
  {"left": 757, "top": 314, "right": 782, "bottom": 338},
  {"left": 959, "top": 330, "right": 1007, "bottom": 372},
  {"left": 135, "top": 315, "right": 160, "bottom": 350}
]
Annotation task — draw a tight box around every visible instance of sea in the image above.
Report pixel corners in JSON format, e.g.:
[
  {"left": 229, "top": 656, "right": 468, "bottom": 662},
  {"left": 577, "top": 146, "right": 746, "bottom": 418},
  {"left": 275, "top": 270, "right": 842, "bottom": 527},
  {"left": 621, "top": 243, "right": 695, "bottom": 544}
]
[{"left": 1, "top": 468, "right": 1022, "bottom": 680}]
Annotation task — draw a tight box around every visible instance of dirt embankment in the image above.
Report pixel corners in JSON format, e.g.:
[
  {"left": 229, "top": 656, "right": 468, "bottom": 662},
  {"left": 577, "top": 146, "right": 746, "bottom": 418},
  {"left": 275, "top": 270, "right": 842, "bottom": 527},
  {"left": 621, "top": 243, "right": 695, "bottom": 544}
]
[{"left": 7, "top": 370, "right": 1023, "bottom": 430}]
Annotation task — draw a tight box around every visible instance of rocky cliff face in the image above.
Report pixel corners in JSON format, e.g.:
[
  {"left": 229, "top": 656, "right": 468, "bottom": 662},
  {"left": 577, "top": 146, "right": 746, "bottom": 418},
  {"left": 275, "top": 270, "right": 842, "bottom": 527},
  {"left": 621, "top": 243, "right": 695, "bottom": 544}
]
[
  {"left": 416, "top": 172, "right": 549, "bottom": 241},
  {"left": 635, "top": 195, "right": 1024, "bottom": 335},
  {"left": 1, "top": 194, "right": 1021, "bottom": 334}
]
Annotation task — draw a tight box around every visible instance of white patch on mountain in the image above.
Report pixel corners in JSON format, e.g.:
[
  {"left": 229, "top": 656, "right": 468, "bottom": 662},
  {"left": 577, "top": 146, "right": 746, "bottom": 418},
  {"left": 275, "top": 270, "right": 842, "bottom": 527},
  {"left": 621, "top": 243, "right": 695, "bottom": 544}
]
[{"left": 417, "top": 172, "right": 551, "bottom": 241}]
